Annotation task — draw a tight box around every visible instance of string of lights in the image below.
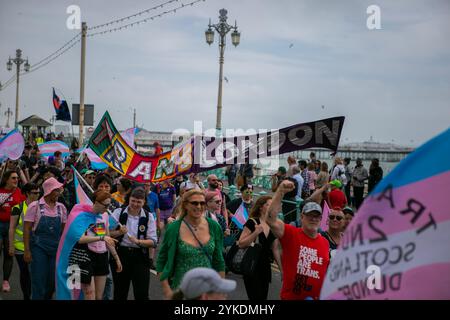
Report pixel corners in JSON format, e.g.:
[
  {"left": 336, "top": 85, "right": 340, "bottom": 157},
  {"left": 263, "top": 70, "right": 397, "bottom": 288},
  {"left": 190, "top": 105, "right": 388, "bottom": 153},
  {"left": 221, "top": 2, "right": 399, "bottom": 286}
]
[
  {"left": 88, "top": 0, "right": 179, "bottom": 30},
  {"left": 0, "top": 0, "right": 207, "bottom": 90},
  {"left": 87, "top": 0, "right": 206, "bottom": 37},
  {"left": 25, "top": 38, "right": 81, "bottom": 75},
  {"left": 30, "top": 32, "right": 81, "bottom": 70},
  {"left": 0, "top": 75, "right": 17, "bottom": 91}
]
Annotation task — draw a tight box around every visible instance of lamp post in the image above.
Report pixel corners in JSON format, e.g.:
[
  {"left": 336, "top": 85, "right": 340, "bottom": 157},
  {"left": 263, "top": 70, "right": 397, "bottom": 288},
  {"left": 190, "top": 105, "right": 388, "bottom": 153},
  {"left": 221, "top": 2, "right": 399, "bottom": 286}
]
[
  {"left": 205, "top": 9, "right": 240, "bottom": 136},
  {"left": 7, "top": 49, "right": 30, "bottom": 128}
]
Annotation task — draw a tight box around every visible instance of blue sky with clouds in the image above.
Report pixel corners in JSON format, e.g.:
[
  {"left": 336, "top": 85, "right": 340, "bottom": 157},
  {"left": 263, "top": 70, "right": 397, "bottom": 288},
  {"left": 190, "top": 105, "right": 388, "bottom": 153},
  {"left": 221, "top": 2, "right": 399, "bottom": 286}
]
[{"left": 1, "top": 0, "right": 449, "bottom": 147}]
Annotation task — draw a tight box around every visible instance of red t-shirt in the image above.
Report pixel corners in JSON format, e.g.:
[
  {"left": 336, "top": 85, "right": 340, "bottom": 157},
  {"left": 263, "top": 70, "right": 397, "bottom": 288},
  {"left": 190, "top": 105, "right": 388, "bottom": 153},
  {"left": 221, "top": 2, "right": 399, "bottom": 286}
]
[
  {"left": 0, "top": 188, "right": 25, "bottom": 222},
  {"left": 279, "top": 224, "right": 330, "bottom": 300},
  {"left": 328, "top": 189, "right": 347, "bottom": 210}
]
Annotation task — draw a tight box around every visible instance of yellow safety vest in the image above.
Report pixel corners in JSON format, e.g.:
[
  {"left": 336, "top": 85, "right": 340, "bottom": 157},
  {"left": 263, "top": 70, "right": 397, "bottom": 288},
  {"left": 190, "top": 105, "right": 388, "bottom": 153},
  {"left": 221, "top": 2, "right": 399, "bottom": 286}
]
[{"left": 12, "top": 201, "right": 28, "bottom": 252}]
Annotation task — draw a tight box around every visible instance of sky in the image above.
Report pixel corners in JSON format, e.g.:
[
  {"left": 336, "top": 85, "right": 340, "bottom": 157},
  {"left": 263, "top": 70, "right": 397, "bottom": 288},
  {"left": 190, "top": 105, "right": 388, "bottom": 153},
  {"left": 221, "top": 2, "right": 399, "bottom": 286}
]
[{"left": 0, "top": 0, "right": 449, "bottom": 147}]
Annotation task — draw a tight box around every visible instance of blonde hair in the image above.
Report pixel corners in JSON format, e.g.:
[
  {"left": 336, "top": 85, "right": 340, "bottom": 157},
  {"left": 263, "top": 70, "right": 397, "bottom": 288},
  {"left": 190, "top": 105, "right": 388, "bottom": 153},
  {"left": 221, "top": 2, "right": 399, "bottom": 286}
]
[
  {"left": 180, "top": 189, "right": 206, "bottom": 218},
  {"left": 334, "top": 157, "right": 343, "bottom": 165}
]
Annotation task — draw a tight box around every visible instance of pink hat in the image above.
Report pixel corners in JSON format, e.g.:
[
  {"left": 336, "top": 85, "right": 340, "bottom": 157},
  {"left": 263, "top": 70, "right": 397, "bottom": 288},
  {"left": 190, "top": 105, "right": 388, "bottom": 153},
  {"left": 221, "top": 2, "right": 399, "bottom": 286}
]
[{"left": 43, "top": 177, "right": 64, "bottom": 197}]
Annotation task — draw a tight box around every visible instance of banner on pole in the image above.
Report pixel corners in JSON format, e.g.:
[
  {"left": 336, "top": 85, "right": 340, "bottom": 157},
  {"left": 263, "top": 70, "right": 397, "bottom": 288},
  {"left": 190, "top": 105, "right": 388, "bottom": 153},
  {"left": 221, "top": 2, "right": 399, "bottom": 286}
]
[{"left": 89, "top": 111, "right": 345, "bottom": 183}]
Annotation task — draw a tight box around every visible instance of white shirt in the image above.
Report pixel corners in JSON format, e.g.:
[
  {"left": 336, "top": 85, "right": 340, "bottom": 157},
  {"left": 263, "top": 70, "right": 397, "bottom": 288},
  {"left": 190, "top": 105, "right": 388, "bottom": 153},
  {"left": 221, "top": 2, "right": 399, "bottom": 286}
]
[
  {"left": 292, "top": 173, "right": 304, "bottom": 200},
  {"left": 180, "top": 180, "right": 202, "bottom": 190},
  {"left": 111, "top": 207, "right": 157, "bottom": 248}
]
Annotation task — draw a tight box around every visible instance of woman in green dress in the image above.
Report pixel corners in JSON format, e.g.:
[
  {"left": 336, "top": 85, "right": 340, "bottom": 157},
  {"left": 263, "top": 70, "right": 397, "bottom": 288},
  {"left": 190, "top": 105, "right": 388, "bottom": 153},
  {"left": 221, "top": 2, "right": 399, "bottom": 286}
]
[{"left": 156, "top": 189, "right": 225, "bottom": 299}]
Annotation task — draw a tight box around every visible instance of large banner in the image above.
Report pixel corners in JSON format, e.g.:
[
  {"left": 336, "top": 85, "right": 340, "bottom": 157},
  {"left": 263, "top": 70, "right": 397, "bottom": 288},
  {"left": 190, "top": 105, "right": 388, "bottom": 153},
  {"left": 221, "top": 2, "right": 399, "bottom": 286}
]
[
  {"left": 88, "top": 112, "right": 345, "bottom": 183},
  {"left": 320, "top": 126, "right": 450, "bottom": 300}
]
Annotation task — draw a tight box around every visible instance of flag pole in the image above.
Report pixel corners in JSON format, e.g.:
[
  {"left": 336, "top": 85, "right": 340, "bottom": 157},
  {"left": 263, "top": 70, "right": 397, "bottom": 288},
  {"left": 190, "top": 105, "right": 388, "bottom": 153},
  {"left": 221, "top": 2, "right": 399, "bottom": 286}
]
[
  {"left": 54, "top": 87, "right": 74, "bottom": 147},
  {"left": 71, "top": 165, "right": 94, "bottom": 193}
]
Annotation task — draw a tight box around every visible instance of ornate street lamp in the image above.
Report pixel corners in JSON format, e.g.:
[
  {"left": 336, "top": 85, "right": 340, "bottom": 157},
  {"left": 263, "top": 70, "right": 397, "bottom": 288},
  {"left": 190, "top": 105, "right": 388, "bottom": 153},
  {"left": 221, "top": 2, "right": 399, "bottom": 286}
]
[{"left": 205, "top": 9, "right": 240, "bottom": 136}]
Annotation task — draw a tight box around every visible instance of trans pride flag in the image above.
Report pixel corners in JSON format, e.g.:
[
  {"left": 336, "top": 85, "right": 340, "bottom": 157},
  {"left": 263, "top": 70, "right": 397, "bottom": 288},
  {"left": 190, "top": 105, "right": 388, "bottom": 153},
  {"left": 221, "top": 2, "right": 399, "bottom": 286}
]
[
  {"left": 38, "top": 140, "right": 70, "bottom": 159},
  {"left": 121, "top": 127, "right": 140, "bottom": 150},
  {"left": 320, "top": 200, "right": 331, "bottom": 232},
  {"left": 0, "top": 129, "right": 24, "bottom": 162},
  {"left": 320, "top": 127, "right": 450, "bottom": 300},
  {"left": 77, "top": 147, "right": 108, "bottom": 170},
  {"left": 55, "top": 204, "right": 98, "bottom": 300},
  {"left": 73, "top": 166, "right": 93, "bottom": 205},
  {"left": 231, "top": 203, "right": 249, "bottom": 230}
]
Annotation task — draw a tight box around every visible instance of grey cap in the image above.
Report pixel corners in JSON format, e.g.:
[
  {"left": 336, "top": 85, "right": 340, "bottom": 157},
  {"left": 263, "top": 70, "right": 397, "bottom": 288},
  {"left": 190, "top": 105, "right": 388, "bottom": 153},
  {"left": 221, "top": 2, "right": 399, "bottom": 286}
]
[
  {"left": 302, "top": 201, "right": 322, "bottom": 215},
  {"left": 180, "top": 268, "right": 236, "bottom": 299}
]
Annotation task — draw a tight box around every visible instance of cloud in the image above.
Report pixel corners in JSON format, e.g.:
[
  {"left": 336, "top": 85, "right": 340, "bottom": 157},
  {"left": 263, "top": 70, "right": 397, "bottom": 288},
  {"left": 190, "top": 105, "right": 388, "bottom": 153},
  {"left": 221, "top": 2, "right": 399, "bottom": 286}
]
[{"left": 0, "top": 0, "right": 449, "bottom": 148}]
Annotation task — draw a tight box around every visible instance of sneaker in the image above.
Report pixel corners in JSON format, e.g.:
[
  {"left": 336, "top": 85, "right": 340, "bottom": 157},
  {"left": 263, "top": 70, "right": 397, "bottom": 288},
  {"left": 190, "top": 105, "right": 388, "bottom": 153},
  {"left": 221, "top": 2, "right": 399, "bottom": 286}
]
[
  {"left": 149, "top": 259, "right": 156, "bottom": 270},
  {"left": 2, "top": 281, "right": 10, "bottom": 293}
]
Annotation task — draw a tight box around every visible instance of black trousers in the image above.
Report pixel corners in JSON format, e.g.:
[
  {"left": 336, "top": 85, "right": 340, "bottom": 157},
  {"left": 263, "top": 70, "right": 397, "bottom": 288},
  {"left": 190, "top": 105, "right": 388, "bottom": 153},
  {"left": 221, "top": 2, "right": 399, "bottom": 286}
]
[
  {"left": 353, "top": 186, "right": 365, "bottom": 209},
  {"left": 344, "top": 183, "right": 352, "bottom": 207},
  {"left": 15, "top": 254, "right": 31, "bottom": 300},
  {"left": 243, "top": 274, "right": 270, "bottom": 300},
  {"left": 112, "top": 247, "right": 150, "bottom": 300}
]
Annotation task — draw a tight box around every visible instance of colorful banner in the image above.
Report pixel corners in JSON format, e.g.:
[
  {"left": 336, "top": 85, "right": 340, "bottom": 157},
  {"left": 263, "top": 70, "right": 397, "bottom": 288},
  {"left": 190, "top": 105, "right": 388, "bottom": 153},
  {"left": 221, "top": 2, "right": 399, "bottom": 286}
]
[
  {"left": 88, "top": 111, "right": 345, "bottom": 183},
  {"left": 320, "top": 127, "right": 450, "bottom": 300},
  {"left": 0, "top": 129, "right": 24, "bottom": 162},
  {"left": 38, "top": 140, "right": 70, "bottom": 159}
]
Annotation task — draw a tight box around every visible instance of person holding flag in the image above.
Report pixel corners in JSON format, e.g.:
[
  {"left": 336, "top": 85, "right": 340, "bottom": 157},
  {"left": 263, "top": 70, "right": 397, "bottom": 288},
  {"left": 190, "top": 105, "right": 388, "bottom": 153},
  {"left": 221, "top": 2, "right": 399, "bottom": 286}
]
[
  {"left": 55, "top": 190, "right": 122, "bottom": 300},
  {"left": 225, "top": 184, "right": 254, "bottom": 245}
]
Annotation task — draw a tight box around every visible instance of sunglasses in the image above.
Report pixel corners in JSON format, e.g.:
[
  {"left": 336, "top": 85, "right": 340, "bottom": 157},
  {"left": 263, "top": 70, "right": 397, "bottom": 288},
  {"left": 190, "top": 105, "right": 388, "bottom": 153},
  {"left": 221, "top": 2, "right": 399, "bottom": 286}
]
[
  {"left": 30, "top": 191, "right": 40, "bottom": 195},
  {"left": 189, "top": 201, "right": 206, "bottom": 207},
  {"left": 329, "top": 215, "right": 344, "bottom": 221}
]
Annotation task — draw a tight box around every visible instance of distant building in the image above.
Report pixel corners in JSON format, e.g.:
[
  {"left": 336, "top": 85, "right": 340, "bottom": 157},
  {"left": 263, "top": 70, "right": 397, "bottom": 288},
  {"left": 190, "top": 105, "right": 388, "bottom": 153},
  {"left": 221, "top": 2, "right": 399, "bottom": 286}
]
[
  {"left": 134, "top": 129, "right": 190, "bottom": 154},
  {"left": 291, "top": 141, "right": 414, "bottom": 163}
]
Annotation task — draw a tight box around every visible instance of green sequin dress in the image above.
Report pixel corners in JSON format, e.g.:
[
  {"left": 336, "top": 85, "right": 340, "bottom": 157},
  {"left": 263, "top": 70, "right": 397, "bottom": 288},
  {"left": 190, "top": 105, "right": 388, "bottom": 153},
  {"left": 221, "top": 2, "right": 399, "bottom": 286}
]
[{"left": 170, "top": 238, "right": 215, "bottom": 289}]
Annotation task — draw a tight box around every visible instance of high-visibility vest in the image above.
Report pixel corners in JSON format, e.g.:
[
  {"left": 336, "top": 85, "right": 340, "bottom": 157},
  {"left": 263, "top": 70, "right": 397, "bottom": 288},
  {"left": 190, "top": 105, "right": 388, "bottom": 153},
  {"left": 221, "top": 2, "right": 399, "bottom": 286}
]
[{"left": 12, "top": 201, "right": 28, "bottom": 252}]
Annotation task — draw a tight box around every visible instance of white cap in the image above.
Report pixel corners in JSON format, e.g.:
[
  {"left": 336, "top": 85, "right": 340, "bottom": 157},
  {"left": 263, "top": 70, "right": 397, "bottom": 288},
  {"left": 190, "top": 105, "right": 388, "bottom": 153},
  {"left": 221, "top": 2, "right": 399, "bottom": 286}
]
[{"left": 180, "top": 268, "right": 236, "bottom": 299}]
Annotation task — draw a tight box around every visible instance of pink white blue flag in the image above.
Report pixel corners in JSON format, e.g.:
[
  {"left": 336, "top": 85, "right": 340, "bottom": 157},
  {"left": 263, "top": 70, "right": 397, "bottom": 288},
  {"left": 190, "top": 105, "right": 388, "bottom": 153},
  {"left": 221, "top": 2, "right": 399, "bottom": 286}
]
[
  {"left": 38, "top": 140, "right": 70, "bottom": 159},
  {"left": 72, "top": 166, "right": 93, "bottom": 205},
  {"left": 56, "top": 203, "right": 97, "bottom": 300},
  {"left": 0, "top": 129, "right": 24, "bottom": 162},
  {"left": 320, "top": 127, "right": 450, "bottom": 300},
  {"left": 83, "top": 147, "right": 108, "bottom": 170},
  {"left": 231, "top": 203, "right": 249, "bottom": 230},
  {"left": 320, "top": 200, "right": 331, "bottom": 232},
  {"left": 121, "top": 128, "right": 139, "bottom": 150}
]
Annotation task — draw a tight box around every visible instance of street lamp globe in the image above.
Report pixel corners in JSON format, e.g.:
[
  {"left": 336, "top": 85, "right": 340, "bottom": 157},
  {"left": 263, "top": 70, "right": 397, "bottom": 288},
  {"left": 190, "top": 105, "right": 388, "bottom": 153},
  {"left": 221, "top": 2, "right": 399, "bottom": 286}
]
[
  {"left": 7, "top": 58, "right": 12, "bottom": 71},
  {"left": 231, "top": 29, "right": 241, "bottom": 47},
  {"left": 24, "top": 59, "right": 30, "bottom": 72},
  {"left": 205, "top": 27, "right": 214, "bottom": 45}
]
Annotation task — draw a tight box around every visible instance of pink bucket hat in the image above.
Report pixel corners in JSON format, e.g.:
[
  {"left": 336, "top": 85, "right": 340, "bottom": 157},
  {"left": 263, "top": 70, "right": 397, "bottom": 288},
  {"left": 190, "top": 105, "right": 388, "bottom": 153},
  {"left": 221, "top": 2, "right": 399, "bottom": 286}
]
[{"left": 43, "top": 177, "right": 64, "bottom": 197}]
